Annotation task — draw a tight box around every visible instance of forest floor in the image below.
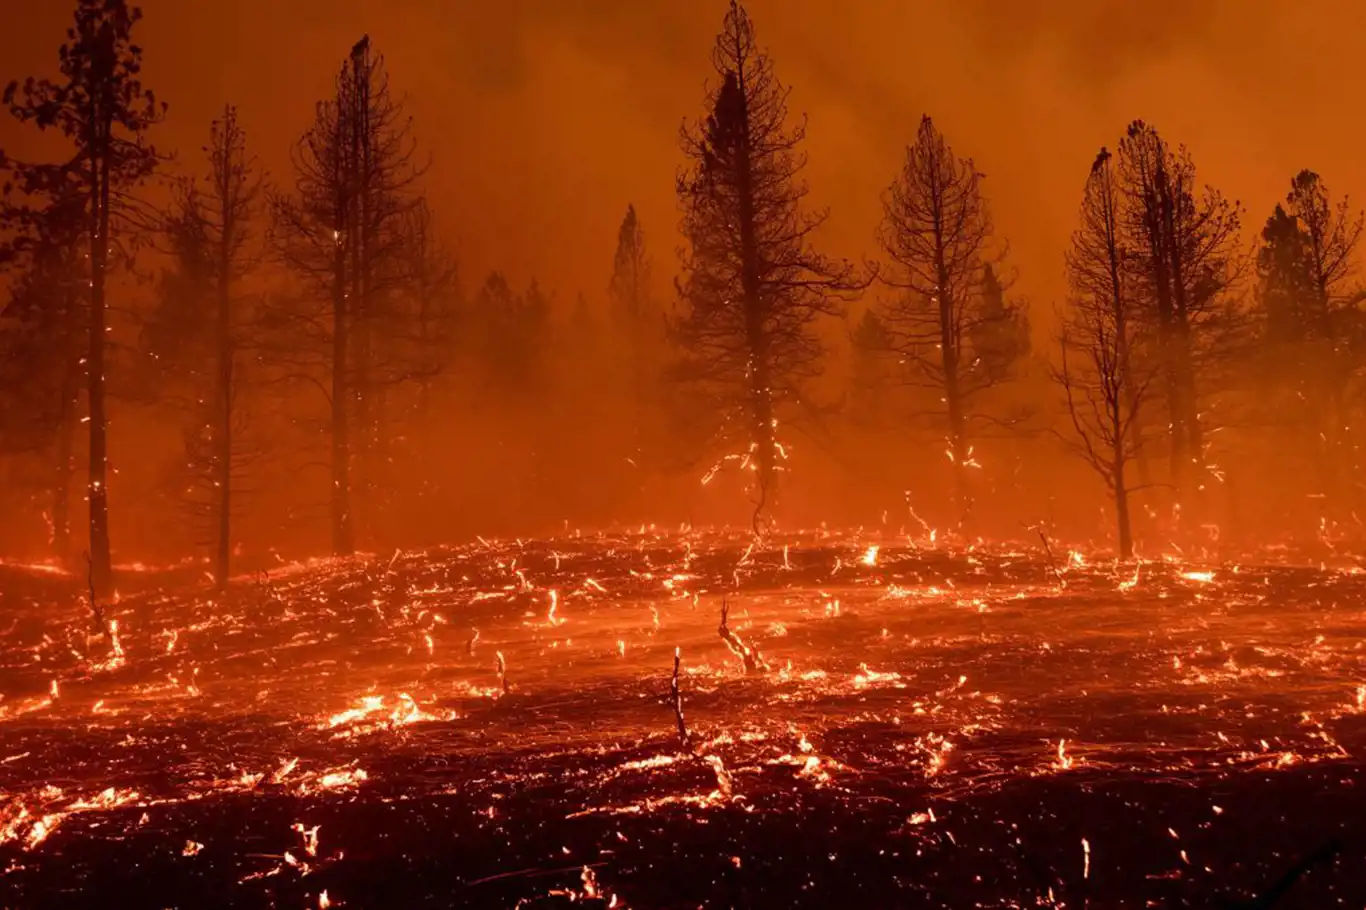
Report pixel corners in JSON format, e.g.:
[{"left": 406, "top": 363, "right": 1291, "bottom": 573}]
[{"left": 1, "top": 531, "right": 1365, "bottom": 908}]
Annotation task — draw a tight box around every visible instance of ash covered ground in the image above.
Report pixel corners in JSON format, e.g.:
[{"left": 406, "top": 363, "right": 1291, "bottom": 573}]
[{"left": 2, "top": 531, "right": 1366, "bottom": 908}]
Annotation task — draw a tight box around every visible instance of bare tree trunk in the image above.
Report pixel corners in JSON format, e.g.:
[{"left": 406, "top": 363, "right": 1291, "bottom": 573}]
[
  {"left": 87, "top": 111, "right": 113, "bottom": 594},
  {"left": 1114, "top": 456, "right": 1133, "bottom": 558}
]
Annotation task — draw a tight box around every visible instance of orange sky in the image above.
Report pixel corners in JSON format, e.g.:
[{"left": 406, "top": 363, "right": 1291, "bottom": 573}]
[{"left": 3, "top": 0, "right": 1366, "bottom": 314}]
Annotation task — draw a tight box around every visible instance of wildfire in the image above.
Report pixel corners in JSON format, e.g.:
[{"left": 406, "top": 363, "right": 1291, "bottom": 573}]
[{"left": 322, "top": 693, "right": 450, "bottom": 737}]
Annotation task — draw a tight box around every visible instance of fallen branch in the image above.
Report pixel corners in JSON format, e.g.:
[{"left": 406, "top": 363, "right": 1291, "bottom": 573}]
[
  {"left": 719, "top": 597, "right": 767, "bottom": 674},
  {"left": 1030, "top": 525, "right": 1064, "bottom": 587}
]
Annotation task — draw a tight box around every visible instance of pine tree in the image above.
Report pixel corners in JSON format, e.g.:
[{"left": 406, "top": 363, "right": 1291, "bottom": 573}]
[
  {"left": 1055, "top": 148, "right": 1155, "bottom": 557},
  {"left": 1116, "top": 121, "right": 1241, "bottom": 514},
  {"left": 848, "top": 309, "right": 894, "bottom": 429},
  {"left": 3, "top": 0, "right": 165, "bottom": 591},
  {"left": 268, "top": 36, "right": 421, "bottom": 555},
  {"left": 969, "top": 263, "right": 1031, "bottom": 378},
  {"left": 397, "top": 197, "right": 459, "bottom": 421},
  {"left": 1255, "top": 171, "right": 1365, "bottom": 524},
  {"left": 141, "top": 106, "right": 260, "bottom": 585},
  {"left": 672, "top": 0, "right": 856, "bottom": 527},
  {"left": 608, "top": 204, "right": 659, "bottom": 503},
  {"left": 876, "top": 115, "right": 1014, "bottom": 527}
]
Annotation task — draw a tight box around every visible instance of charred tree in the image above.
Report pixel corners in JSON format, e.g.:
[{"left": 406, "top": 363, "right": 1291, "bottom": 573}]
[
  {"left": 202, "top": 107, "right": 260, "bottom": 587},
  {"left": 3, "top": 0, "right": 165, "bottom": 593},
  {"left": 268, "top": 36, "right": 422, "bottom": 555},
  {"left": 609, "top": 204, "right": 658, "bottom": 490},
  {"left": 1255, "top": 171, "right": 1365, "bottom": 526},
  {"left": 671, "top": 1, "right": 857, "bottom": 528},
  {"left": 1116, "top": 122, "right": 1241, "bottom": 517},
  {"left": 340, "top": 37, "right": 424, "bottom": 542},
  {"left": 1055, "top": 149, "right": 1154, "bottom": 557},
  {"left": 397, "top": 197, "right": 459, "bottom": 421},
  {"left": 142, "top": 106, "right": 260, "bottom": 585},
  {"left": 269, "top": 88, "right": 355, "bottom": 554},
  {"left": 877, "top": 115, "right": 1019, "bottom": 528}
]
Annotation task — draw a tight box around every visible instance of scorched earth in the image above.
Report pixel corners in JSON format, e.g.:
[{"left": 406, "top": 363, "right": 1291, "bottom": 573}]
[{"left": 1, "top": 530, "right": 1365, "bottom": 908}]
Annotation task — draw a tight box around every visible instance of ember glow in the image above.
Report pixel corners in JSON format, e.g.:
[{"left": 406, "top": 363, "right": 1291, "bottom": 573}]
[
  {"left": 5, "top": 0, "right": 1366, "bottom": 906},
  {"left": 1, "top": 532, "right": 1364, "bottom": 905}
]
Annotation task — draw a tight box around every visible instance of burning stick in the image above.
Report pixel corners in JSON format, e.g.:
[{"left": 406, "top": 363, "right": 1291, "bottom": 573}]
[
  {"left": 1030, "top": 526, "right": 1064, "bottom": 587},
  {"left": 496, "top": 651, "right": 510, "bottom": 696},
  {"left": 467, "top": 628, "right": 480, "bottom": 656},
  {"left": 669, "top": 647, "right": 689, "bottom": 748},
  {"left": 719, "top": 597, "right": 767, "bottom": 674}
]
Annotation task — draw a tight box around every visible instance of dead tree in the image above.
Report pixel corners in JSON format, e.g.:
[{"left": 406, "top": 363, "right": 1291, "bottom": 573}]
[
  {"left": 1283, "top": 171, "right": 1365, "bottom": 518},
  {"left": 718, "top": 596, "right": 766, "bottom": 674},
  {"left": 669, "top": 646, "right": 689, "bottom": 748},
  {"left": 150, "top": 106, "right": 262, "bottom": 586},
  {"left": 1116, "top": 122, "right": 1241, "bottom": 516},
  {"left": 1054, "top": 149, "right": 1155, "bottom": 557},
  {"left": 671, "top": 1, "right": 859, "bottom": 528},
  {"left": 609, "top": 204, "right": 660, "bottom": 504},
  {"left": 877, "top": 115, "right": 1022, "bottom": 529},
  {"left": 397, "top": 197, "right": 458, "bottom": 421},
  {"left": 268, "top": 36, "right": 422, "bottom": 556},
  {"left": 4, "top": 0, "right": 166, "bottom": 593}
]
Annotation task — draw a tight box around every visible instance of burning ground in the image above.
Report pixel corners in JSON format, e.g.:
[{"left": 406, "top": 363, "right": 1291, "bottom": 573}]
[{"left": 1, "top": 532, "right": 1365, "bottom": 907}]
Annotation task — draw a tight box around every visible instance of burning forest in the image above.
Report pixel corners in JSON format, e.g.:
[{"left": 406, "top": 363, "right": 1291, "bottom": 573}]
[{"left": 2, "top": 0, "right": 1366, "bottom": 907}]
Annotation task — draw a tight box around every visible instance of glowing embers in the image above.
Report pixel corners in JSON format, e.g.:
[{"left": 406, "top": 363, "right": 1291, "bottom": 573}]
[
  {"left": 214, "top": 758, "right": 371, "bottom": 798},
  {"left": 0, "top": 786, "right": 141, "bottom": 851},
  {"left": 88, "top": 617, "right": 126, "bottom": 673},
  {"left": 320, "top": 692, "right": 455, "bottom": 738}
]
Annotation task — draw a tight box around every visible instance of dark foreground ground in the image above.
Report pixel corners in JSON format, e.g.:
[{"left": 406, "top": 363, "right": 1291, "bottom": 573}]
[{"left": 2, "top": 531, "right": 1366, "bottom": 908}]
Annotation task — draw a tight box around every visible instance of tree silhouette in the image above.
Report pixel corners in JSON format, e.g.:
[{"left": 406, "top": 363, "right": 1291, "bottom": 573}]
[
  {"left": 0, "top": 175, "right": 89, "bottom": 555},
  {"left": 671, "top": 0, "right": 858, "bottom": 528},
  {"left": 876, "top": 115, "right": 1018, "bottom": 527},
  {"left": 396, "top": 197, "right": 459, "bottom": 422},
  {"left": 1255, "top": 170, "right": 1365, "bottom": 524},
  {"left": 1055, "top": 148, "right": 1155, "bottom": 557},
  {"left": 608, "top": 204, "right": 660, "bottom": 503},
  {"left": 1116, "top": 121, "right": 1241, "bottom": 516},
  {"left": 268, "top": 36, "right": 422, "bottom": 555},
  {"left": 141, "top": 106, "right": 260, "bottom": 585},
  {"left": 3, "top": 0, "right": 165, "bottom": 591}
]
